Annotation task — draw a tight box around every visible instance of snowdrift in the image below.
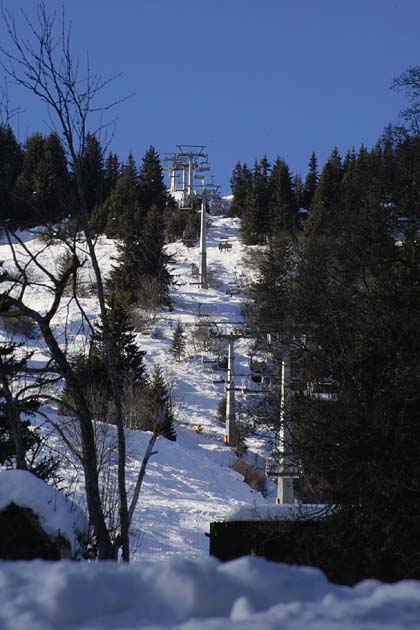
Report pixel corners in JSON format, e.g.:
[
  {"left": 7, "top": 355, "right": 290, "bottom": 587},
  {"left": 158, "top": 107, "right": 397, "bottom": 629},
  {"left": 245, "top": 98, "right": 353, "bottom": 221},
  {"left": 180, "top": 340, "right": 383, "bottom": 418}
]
[
  {"left": 0, "top": 556, "right": 418, "bottom": 629},
  {"left": 0, "top": 470, "right": 88, "bottom": 557}
]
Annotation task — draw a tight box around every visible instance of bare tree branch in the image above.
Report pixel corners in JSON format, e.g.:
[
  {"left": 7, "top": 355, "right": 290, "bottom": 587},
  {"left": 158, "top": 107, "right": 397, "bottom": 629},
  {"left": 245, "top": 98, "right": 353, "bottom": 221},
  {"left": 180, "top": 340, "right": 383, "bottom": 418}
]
[{"left": 0, "top": 1, "right": 134, "bottom": 560}]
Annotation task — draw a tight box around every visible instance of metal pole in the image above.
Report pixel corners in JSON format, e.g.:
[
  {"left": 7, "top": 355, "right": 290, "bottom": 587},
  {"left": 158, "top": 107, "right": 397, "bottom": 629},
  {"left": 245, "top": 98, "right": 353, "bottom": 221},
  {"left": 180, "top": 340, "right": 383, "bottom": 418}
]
[
  {"left": 276, "top": 346, "right": 294, "bottom": 504},
  {"left": 182, "top": 166, "right": 186, "bottom": 206},
  {"left": 170, "top": 168, "right": 176, "bottom": 193},
  {"left": 188, "top": 157, "right": 194, "bottom": 195},
  {"left": 199, "top": 200, "right": 208, "bottom": 289},
  {"left": 225, "top": 334, "right": 237, "bottom": 446}
]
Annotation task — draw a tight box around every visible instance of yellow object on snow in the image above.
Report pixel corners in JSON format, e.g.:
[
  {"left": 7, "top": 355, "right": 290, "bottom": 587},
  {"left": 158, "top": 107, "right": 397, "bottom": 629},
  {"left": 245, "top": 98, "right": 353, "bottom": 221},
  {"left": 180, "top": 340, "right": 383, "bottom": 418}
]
[{"left": 194, "top": 425, "right": 203, "bottom": 433}]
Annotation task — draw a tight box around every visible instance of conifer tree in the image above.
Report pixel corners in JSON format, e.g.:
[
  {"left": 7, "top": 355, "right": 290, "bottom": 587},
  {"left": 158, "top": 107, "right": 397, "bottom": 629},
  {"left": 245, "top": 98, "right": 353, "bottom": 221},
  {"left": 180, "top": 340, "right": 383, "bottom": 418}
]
[
  {"left": 240, "top": 157, "right": 272, "bottom": 244},
  {"left": 377, "top": 126, "right": 399, "bottom": 204},
  {"left": 13, "top": 132, "right": 45, "bottom": 224},
  {"left": 18, "top": 132, "right": 45, "bottom": 187},
  {"left": 0, "top": 124, "right": 22, "bottom": 225},
  {"left": 269, "top": 158, "right": 296, "bottom": 236},
  {"left": 245, "top": 121, "right": 420, "bottom": 580},
  {"left": 182, "top": 208, "right": 201, "bottom": 246},
  {"left": 103, "top": 151, "right": 120, "bottom": 201},
  {"left": 123, "top": 153, "right": 138, "bottom": 181},
  {"left": 305, "top": 148, "right": 343, "bottom": 243},
  {"left": 99, "top": 301, "right": 146, "bottom": 386},
  {"left": 91, "top": 151, "right": 121, "bottom": 233},
  {"left": 107, "top": 149, "right": 173, "bottom": 307},
  {"left": 250, "top": 234, "right": 295, "bottom": 334},
  {"left": 109, "top": 205, "right": 173, "bottom": 309},
  {"left": 62, "top": 301, "right": 146, "bottom": 418},
  {"left": 255, "top": 155, "right": 273, "bottom": 237},
  {"left": 292, "top": 174, "right": 304, "bottom": 210},
  {"left": 165, "top": 205, "right": 200, "bottom": 245},
  {"left": 78, "top": 133, "right": 104, "bottom": 215},
  {"left": 0, "top": 342, "right": 40, "bottom": 470},
  {"left": 102, "top": 154, "right": 140, "bottom": 238},
  {"left": 302, "top": 152, "right": 319, "bottom": 210},
  {"left": 170, "top": 319, "right": 186, "bottom": 362},
  {"left": 394, "top": 134, "right": 420, "bottom": 221},
  {"left": 41, "top": 132, "right": 69, "bottom": 221},
  {"left": 138, "top": 146, "right": 171, "bottom": 213},
  {"left": 143, "top": 365, "right": 176, "bottom": 441},
  {"left": 240, "top": 185, "right": 259, "bottom": 244},
  {"left": 139, "top": 206, "right": 173, "bottom": 307},
  {"left": 13, "top": 132, "right": 69, "bottom": 225},
  {"left": 230, "top": 161, "right": 252, "bottom": 218}
]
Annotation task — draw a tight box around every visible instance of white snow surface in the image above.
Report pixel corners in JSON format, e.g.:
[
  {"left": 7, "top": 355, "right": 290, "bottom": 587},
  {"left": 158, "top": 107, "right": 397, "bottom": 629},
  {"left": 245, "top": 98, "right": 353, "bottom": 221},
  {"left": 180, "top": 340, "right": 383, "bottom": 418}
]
[
  {"left": 226, "top": 503, "right": 328, "bottom": 521},
  {"left": 0, "top": 470, "right": 88, "bottom": 556},
  {"left": 0, "top": 556, "right": 419, "bottom": 630}
]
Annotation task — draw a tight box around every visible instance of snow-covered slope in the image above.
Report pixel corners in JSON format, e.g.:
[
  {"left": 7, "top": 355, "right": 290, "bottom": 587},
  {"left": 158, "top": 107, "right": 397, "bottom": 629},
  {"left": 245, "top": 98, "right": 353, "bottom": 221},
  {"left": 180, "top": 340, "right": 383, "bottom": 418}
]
[
  {"left": 0, "top": 215, "right": 269, "bottom": 560},
  {"left": 129, "top": 214, "right": 270, "bottom": 559},
  {"left": 2, "top": 217, "right": 420, "bottom": 630},
  {"left": 125, "top": 215, "right": 270, "bottom": 559},
  {"left": 125, "top": 426, "right": 262, "bottom": 561}
]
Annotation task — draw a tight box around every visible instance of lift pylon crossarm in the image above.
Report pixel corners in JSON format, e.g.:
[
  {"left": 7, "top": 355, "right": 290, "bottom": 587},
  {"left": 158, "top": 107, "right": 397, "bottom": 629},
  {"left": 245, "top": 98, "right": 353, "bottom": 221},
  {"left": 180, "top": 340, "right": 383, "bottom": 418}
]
[
  {"left": 176, "top": 144, "right": 208, "bottom": 156},
  {"left": 225, "top": 386, "right": 268, "bottom": 394}
]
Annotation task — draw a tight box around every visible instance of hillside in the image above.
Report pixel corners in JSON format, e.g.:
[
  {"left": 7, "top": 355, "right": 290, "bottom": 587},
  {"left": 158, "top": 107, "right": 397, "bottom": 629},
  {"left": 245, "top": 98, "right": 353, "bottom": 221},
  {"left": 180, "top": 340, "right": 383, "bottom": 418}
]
[
  {"left": 0, "top": 213, "right": 271, "bottom": 561},
  {"left": 2, "top": 213, "right": 420, "bottom": 630}
]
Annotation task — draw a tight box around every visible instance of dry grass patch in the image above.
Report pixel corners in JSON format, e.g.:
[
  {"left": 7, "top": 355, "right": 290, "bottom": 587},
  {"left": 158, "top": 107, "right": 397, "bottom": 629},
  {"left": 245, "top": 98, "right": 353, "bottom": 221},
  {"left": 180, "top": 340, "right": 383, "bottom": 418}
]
[{"left": 232, "top": 458, "right": 266, "bottom": 494}]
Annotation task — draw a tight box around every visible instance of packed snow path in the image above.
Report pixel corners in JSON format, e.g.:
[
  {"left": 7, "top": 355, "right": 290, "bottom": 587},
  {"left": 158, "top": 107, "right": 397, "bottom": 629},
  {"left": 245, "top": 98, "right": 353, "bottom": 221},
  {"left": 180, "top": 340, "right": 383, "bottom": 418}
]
[
  {"left": 143, "top": 217, "right": 251, "bottom": 432},
  {"left": 130, "top": 215, "right": 268, "bottom": 560}
]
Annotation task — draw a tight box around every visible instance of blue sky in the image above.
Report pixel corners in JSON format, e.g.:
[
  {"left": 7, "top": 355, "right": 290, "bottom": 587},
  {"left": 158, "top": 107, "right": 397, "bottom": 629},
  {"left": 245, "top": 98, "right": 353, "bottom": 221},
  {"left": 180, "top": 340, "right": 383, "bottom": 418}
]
[{"left": 1, "top": 0, "right": 419, "bottom": 193}]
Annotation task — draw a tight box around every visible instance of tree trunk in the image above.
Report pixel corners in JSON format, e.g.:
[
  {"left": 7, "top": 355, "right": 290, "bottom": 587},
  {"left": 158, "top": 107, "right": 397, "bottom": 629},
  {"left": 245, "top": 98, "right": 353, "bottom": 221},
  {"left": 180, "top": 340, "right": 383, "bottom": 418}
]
[
  {"left": 76, "top": 180, "right": 130, "bottom": 561},
  {"left": 38, "top": 319, "right": 113, "bottom": 559},
  {"left": 128, "top": 428, "right": 159, "bottom": 526}
]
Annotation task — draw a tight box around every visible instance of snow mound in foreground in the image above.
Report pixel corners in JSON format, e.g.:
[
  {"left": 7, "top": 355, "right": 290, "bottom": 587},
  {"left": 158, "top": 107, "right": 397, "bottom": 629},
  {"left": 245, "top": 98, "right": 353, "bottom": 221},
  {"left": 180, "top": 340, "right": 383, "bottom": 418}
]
[
  {"left": 0, "top": 556, "right": 419, "bottom": 629},
  {"left": 0, "top": 470, "right": 88, "bottom": 556}
]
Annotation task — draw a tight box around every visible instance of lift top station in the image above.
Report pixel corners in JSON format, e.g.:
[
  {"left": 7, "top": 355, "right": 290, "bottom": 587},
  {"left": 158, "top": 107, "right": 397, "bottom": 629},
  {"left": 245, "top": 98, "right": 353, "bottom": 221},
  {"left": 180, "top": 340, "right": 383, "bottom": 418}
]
[
  {"left": 163, "top": 145, "right": 223, "bottom": 211},
  {"left": 163, "top": 145, "right": 209, "bottom": 209},
  {"left": 163, "top": 145, "right": 225, "bottom": 288}
]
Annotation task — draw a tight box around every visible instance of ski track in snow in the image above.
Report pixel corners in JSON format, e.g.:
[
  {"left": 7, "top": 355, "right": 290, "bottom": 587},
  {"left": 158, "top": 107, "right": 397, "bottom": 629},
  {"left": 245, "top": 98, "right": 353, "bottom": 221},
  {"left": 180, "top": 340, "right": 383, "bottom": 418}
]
[
  {"left": 128, "top": 215, "right": 272, "bottom": 561},
  {"left": 0, "top": 216, "right": 273, "bottom": 561}
]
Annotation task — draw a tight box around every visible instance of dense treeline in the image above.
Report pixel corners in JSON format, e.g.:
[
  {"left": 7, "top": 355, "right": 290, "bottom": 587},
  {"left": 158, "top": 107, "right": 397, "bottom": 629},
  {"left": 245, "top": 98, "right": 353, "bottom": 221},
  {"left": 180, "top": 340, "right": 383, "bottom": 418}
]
[
  {"left": 0, "top": 131, "right": 182, "bottom": 465},
  {"left": 233, "top": 76, "right": 420, "bottom": 580},
  {"left": 0, "top": 129, "right": 195, "bottom": 311},
  {"left": 230, "top": 151, "right": 317, "bottom": 244}
]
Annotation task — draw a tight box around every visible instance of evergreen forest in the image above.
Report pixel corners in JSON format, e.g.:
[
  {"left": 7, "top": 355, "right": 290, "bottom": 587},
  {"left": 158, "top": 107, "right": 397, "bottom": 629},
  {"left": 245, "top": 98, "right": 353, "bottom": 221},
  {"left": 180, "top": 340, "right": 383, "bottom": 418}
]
[{"left": 228, "top": 73, "right": 420, "bottom": 579}]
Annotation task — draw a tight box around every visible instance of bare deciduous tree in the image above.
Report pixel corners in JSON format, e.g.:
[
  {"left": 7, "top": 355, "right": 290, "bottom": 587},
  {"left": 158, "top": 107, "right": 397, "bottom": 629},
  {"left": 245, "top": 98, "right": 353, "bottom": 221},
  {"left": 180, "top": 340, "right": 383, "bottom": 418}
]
[{"left": 0, "top": 2, "right": 143, "bottom": 560}]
